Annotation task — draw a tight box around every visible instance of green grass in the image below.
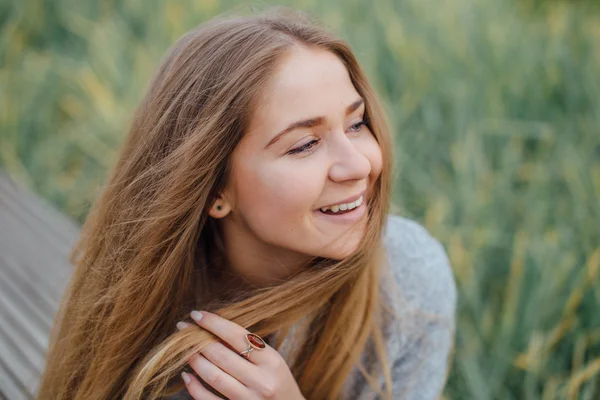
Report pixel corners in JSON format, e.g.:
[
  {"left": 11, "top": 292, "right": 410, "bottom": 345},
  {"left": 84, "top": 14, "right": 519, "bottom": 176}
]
[{"left": 1, "top": 0, "right": 599, "bottom": 398}]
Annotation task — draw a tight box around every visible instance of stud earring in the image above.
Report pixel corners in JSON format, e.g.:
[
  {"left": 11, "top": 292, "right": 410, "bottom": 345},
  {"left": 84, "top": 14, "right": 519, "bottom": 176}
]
[{"left": 217, "top": 205, "right": 222, "bottom": 211}]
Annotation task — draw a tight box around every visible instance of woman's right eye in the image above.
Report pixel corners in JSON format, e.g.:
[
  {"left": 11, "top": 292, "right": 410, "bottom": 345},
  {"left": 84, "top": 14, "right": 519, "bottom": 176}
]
[{"left": 287, "top": 139, "right": 321, "bottom": 155}]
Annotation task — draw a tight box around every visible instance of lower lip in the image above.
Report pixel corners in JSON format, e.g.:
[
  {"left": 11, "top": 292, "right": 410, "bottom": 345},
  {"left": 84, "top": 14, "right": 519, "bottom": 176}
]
[{"left": 313, "top": 200, "right": 367, "bottom": 223}]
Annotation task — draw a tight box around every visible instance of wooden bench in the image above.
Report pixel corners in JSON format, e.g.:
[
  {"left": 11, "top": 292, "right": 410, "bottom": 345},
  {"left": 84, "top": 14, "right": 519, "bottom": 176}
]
[{"left": 0, "top": 172, "right": 79, "bottom": 399}]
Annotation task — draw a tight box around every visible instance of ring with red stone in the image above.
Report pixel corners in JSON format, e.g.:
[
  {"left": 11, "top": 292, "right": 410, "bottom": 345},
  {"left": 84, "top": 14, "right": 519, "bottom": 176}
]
[{"left": 239, "top": 333, "right": 266, "bottom": 359}]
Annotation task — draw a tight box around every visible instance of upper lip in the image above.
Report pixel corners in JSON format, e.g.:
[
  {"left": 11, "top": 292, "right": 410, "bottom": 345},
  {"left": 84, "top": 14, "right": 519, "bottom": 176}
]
[{"left": 317, "top": 190, "right": 366, "bottom": 210}]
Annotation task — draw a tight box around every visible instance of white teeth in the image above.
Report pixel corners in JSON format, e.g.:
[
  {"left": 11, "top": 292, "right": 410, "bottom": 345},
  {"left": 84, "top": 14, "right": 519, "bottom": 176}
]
[{"left": 319, "top": 195, "right": 364, "bottom": 214}]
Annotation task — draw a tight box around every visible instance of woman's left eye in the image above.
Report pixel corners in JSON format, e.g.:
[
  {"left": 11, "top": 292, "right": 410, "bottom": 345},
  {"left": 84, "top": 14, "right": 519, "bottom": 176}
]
[
  {"left": 287, "top": 139, "right": 321, "bottom": 155},
  {"left": 286, "top": 120, "right": 367, "bottom": 156},
  {"left": 349, "top": 120, "right": 367, "bottom": 132}
]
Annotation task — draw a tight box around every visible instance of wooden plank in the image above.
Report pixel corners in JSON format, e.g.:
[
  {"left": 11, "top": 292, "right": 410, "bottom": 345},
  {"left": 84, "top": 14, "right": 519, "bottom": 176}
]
[
  {"left": 0, "top": 172, "right": 79, "bottom": 399},
  {"left": 0, "top": 173, "right": 78, "bottom": 300},
  {"left": 0, "top": 173, "right": 80, "bottom": 244},
  {"left": 0, "top": 257, "right": 53, "bottom": 332},
  {"left": 0, "top": 356, "right": 31, "bottom": 400},
  {"left": 0, "top": 203, "right": 75, "bottom": 299},
  {"left": 0, "top": 322, "right": 38, "bottom": 399},
  {"left": 0, "top": 254, "right": 58, "bottom": 324},
  {"left": 0, "top": 284, "right": 47, "bottom": 366},
  {"left": 0, "top": 208, "right": 72, "bottom": 303}
]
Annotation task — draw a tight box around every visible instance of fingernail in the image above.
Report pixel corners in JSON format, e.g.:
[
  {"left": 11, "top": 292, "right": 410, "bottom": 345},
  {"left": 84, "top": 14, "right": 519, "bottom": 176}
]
[
  {"left": 191, "top": 310, "right": 203, "bottom": 322},
  {"left": 181, "top": 372, "right": 191, "bottom": 384},
  {"left": 176, "top": 321, "right": 190, "bottom": 331}
]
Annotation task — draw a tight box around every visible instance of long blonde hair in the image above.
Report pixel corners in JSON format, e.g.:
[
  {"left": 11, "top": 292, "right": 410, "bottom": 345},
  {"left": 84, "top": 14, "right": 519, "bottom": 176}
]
[{"left": 37, "top": 6, "right": 395, "bottom": 400}]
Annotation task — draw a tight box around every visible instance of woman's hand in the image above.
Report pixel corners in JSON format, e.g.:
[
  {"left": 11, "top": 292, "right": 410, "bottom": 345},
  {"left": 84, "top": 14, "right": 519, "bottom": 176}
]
[{"left": 176, "top": 310, "right": 305, "bottom": 400}]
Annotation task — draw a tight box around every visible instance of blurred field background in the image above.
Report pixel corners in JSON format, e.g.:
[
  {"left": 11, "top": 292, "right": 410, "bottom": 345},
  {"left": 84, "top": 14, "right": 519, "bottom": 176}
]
[{"left": 1, "top": 0, "right": 599, "bottom": 398}]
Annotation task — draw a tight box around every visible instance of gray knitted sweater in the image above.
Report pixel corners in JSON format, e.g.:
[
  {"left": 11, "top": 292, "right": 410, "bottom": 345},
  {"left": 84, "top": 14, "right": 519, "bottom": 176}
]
[{"left": 169, "top": 214, "right": 457, "bottom": 399}]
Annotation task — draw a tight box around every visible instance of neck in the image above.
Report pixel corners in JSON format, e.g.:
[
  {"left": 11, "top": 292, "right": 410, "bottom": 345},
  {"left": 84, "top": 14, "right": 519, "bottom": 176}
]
[{"left": 216, "top": 214, "right": 312, "bottom": 289}]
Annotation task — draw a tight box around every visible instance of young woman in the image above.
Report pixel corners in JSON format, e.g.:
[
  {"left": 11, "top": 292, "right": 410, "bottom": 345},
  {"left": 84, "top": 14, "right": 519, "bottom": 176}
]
[{"left": 37, "top": 7, "right": 457, "bottom": 400}]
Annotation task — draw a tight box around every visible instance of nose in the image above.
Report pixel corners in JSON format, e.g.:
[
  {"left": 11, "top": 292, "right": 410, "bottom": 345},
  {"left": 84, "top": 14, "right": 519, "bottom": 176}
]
[{"left": 327, "top": 131, "right": 371, "bottom": 183}]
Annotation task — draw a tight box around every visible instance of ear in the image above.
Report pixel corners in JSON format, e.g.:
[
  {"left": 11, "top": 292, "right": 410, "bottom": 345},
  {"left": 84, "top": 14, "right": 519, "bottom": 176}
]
[{"left": 208, "top": 194, "right": 232, "bottom": 219}]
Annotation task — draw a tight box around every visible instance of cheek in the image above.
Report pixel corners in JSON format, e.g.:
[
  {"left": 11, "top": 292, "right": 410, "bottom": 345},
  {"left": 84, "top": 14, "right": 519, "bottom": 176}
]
[{"left": 236, "top": 160, "right": 321, "bottom": 218}]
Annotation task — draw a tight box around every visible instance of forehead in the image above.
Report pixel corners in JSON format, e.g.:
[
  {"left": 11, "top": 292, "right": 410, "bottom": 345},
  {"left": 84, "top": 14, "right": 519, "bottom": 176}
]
[{"left": 249, "top": 46, "right": 361, "bottom": 132}]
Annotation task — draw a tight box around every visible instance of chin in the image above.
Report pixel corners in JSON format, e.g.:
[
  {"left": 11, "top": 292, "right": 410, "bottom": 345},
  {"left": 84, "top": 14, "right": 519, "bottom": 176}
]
[{"left": 321, "top": 238, "right": 362, "bottom": 260}]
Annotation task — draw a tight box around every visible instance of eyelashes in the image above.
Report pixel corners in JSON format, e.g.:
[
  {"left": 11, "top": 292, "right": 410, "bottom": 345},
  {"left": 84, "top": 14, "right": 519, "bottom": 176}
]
[
  {"left": 286, "top": 120, "right": 368, "bottom": 156},
  {"left": 287, "top": 138, "right": 321, "bottom": 155}
]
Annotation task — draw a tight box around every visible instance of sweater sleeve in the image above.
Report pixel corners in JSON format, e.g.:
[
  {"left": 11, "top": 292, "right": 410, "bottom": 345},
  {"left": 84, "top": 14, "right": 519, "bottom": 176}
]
[
  {"left": 381, "top": 215, "right": 457, "bottom": 400},
  {"left": 388, "top": 306, "right": 455, "bottom": 400}
]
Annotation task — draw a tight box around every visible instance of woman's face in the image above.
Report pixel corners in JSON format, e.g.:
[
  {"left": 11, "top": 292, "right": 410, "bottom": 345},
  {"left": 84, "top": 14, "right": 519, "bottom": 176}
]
[{"left": 212, "top": 46, "right": 383, "bottom": 284}]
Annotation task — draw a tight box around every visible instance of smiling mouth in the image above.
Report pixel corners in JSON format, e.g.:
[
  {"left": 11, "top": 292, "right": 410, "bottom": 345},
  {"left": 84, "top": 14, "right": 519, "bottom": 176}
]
[
  {"left": 318, "top": 194, "right": 364, "bottom": 215},
  {"left": 320, "top": 207, "right": 357, "bottom": 215}
]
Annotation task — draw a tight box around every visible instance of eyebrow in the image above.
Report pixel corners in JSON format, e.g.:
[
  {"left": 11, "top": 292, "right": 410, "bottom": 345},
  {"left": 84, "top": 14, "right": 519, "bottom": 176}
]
[{"left": 265, "top": 98, "right": 365, "bottom": 148}]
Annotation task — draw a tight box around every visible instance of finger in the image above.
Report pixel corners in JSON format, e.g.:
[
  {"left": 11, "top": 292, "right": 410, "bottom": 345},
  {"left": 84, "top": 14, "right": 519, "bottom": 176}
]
[
  {"left": 188, "top": 352, "right": 248, "bottom": 399},
  {"left": 181, "top": 371, "right": 222, "bottom": 400},
  {"left": 190, "top": 310, "right": 271, "bottom": 365},
  {"left": 201, "top": 340, "right": 264, "bottom": 389}
]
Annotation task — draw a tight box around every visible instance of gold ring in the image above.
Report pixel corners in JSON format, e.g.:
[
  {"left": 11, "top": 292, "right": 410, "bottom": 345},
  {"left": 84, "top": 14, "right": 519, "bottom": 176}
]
[{"left": 239, "top": 333, "right": 266, "bottom": 359}]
